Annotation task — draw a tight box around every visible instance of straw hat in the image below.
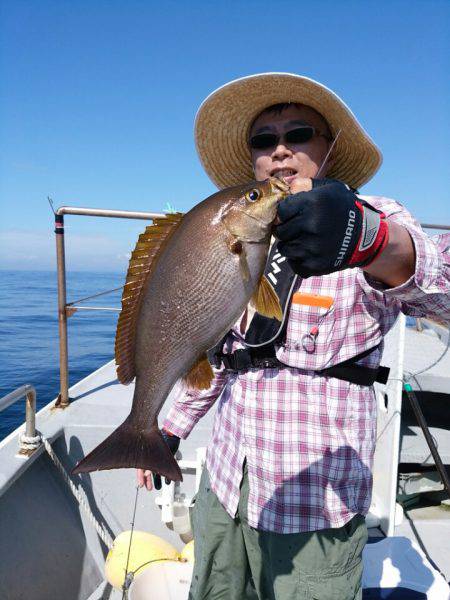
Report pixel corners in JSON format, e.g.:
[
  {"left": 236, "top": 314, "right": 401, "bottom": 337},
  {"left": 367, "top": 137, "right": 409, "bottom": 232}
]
[{"left": 195, "top": 73, "right": 382, "bottom": 190}]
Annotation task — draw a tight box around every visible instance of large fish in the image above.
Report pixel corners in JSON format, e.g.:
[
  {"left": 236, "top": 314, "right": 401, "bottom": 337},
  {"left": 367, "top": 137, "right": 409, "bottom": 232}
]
[{"left": 73, "top": 177, "right": 289, "bottom": 480}]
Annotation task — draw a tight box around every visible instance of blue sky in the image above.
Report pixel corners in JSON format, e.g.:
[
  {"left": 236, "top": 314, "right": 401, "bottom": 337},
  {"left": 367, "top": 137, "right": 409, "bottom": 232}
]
[{"left": 0, "top": 0, "right": 448, "bottom": 271}]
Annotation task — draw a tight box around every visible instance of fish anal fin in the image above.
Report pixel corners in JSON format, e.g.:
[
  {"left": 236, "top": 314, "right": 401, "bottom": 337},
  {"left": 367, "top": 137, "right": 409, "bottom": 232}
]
[
  {"left": 115, "top": 213, "right": 183, "bottom": 384},
  {"left": 250, "top": 275, "right": 282, "bottom": 321},
  {"left": 183, "top": 355, "right": 214, "bottom": 390}
]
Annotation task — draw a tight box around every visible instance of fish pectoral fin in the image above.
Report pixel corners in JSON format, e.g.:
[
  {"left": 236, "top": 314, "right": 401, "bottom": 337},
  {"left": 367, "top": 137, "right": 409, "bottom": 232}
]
[
  {"left": 239, "top": 249, "right": 251, "bottom": 282},
  {"left": 183, "top": 354, "right": 214, "bottom": 390},
  {"left": 250, "top": 275, "right": 282, "bottom": 321}
]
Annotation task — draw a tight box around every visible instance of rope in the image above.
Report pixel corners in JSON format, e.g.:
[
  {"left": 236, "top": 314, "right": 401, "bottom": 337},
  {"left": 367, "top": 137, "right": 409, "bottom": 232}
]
[
  {"left": 122, "top": 557, "right": 186, "bottom": 594},
  {"left": 41, "top": 436, "right": 114, "bottom": 550},
  {"left": 19, "top": 432, "right": 42, "bottom": 450},
  {"left": 41, "top": 442, "right": 184, "bottom": 598}
]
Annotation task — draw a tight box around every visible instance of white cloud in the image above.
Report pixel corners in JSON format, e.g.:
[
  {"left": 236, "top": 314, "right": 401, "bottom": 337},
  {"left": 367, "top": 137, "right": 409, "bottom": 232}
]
[{"left": 0, "top": 229, "right": 131, "bottom": 272}]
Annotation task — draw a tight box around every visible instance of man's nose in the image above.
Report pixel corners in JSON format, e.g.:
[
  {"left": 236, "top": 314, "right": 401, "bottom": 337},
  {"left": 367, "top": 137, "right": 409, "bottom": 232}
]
[{"left": 272, "top": 143, "right": 292, "bottom": 160}]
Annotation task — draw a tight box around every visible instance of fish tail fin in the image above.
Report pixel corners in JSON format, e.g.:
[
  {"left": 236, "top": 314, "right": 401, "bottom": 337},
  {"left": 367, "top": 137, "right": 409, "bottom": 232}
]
[{"left": 71, "top": 421, "right": 182, "bottom": 481}]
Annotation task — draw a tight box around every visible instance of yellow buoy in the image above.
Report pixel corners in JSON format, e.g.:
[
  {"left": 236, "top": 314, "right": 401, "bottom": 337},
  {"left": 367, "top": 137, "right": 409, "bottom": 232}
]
[
  {"left": 180, "top": 540, "right": 195, "bottom": 563},
  {"left": 105, "top": 530, "right": 179, "bottom": 589}
]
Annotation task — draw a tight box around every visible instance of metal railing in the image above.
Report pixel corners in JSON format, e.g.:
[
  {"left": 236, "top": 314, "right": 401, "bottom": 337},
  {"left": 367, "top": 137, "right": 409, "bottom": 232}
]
[
  {"left": 0, "top": 385, "right": 41, "bottom": 454},
  {"left": 421, "top": 224, "right": 450, "bottom": 231},
  {"left": 53, "top": 205, "right": 167, "bottom": 407},
  {"left": 52, "top": 205, "right": 449, "bottom": 408}
]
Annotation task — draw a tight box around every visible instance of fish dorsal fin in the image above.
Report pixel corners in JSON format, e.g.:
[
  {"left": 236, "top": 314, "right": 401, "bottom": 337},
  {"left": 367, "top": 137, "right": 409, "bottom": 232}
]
[
  {"left": 115, "top": 213, "right": 183, "bottom": 384},
  {"left": 250, "top": 275, "right": 283, "bottom": 321},
  {"left": 183, "top": 354, "right": 214, "bottom": 390}
]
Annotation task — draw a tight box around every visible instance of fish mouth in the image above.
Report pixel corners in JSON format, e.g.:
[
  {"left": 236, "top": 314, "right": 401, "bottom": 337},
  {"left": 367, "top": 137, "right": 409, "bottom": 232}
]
[{"left": 269, "top": 176, "right": 291, "bottom": 195}]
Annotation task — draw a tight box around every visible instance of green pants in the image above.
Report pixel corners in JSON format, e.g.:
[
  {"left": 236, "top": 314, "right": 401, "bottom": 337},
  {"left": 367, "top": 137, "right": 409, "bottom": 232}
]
[{"left": 189, "top": 463, "right": 368, "bottom": 600}]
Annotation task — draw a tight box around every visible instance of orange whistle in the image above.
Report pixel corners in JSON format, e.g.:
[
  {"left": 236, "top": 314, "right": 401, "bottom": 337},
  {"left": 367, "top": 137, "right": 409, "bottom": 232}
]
[{"left": 292, "top": 292, "right": 334, "bottom": 309}]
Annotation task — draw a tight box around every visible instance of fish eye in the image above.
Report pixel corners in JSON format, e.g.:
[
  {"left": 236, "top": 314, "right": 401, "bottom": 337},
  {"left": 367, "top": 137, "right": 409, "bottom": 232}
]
[{"left": 246, "top": 189, "right": 260, "bottom": 202}]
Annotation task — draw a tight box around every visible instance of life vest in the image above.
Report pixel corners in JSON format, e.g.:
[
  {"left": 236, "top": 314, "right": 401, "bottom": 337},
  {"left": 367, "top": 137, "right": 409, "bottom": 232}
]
[{"left": 208, "top": 242, "right": 389, "bottom": 387}]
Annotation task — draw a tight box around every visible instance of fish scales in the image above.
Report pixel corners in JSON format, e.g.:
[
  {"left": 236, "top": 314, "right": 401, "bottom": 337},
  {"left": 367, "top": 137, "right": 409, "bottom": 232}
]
[{"left": 73, "top": 178, "right": 289, "bottom": 480}]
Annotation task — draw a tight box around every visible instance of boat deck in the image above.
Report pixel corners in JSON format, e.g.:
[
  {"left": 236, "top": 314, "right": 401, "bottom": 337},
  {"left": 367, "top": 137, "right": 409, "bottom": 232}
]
[
  {"left": 0, "top": 361, "right": 212, "bottom": 599},
  {"left": 1, "top": 338, "right": 449, "bottom": 598}
]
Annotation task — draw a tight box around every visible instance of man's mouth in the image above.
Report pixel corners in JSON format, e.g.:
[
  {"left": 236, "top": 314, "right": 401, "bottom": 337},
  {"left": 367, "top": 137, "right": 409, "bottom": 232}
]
[{"left": 270, "top": 168, "right": 298, "bottom": 183}]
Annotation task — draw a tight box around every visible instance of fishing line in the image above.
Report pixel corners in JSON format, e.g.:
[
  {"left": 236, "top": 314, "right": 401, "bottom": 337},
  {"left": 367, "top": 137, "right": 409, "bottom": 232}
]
[
  {"left": 122, "top": 485, "right": 141, "bottom": 600},
  {"left": 316, "top": 129, "right": 341, "bottom": 179},
  {"left": 47, "top": 196, "right": 56, "bottom": 215}
]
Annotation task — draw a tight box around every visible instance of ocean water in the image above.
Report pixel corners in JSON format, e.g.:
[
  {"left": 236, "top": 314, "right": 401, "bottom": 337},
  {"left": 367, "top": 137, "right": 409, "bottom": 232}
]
[
  {"left": 0, "top": 270, "right": 421, "bottom": 443},
  {"left": 0, "top": 270, "right": 124, "bottom": 441}
]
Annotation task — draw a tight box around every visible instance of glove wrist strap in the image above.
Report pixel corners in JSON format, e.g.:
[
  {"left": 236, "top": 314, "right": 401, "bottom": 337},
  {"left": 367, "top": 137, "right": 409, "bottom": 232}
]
[{"left": 348, "top": 202, "right": 389, "bottom": 268}]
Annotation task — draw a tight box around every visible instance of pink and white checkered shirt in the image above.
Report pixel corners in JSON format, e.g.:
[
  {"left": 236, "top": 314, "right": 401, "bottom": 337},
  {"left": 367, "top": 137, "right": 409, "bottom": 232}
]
[{"left": 163, "top": 196, "right": 450, "bottom": 533}]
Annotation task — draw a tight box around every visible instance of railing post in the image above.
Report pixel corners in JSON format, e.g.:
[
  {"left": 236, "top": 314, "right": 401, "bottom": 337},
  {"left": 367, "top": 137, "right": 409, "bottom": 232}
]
[
  {"left": 24, "top": 386, "right": 37, "bottom": 438},
  {"left": 0, "top": 385, "right": 41, "bottom": 455},
  {"left": 55, "top": 213, "right": 70, "bottom": 407}
]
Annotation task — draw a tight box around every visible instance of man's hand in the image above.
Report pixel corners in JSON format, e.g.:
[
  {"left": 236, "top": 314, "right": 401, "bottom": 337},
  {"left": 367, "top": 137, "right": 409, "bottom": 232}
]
[
  {"left": 274, "top": 179, "right": 389, "bottom": 278},
  {"left": 136, "top": 428, "right": 181, "bottom": 491},
  {"left": 288, "top": 177, "right": 313, "bottom": 194}
]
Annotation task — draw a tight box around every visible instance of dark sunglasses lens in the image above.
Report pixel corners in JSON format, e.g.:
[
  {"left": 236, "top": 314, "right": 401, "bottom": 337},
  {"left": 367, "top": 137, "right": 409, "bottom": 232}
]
[
  {"left": 285, "top": 127, "right": 315, "bottom": 144},
  {"left": 249, "top": 133, "right": 278, "bottom": 149}
]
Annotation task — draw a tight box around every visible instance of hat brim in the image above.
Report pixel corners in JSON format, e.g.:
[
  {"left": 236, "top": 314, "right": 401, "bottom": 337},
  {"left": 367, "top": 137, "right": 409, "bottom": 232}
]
[{"left": 195, "top": 73, "right": 382, "bottom": 190}]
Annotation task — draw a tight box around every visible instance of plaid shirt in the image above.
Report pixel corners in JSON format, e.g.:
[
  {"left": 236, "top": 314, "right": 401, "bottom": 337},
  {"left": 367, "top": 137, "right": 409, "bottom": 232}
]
[{"left": 163, "top": 196, "right": 450, "bottom": 533}]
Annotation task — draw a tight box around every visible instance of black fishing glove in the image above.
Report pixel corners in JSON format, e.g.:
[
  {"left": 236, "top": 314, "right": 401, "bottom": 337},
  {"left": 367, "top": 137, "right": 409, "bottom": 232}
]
[
  {"left": 152, "top": 428, "right": 181, "bottom": 490},
  {"left": 274, "top": 179, "right": 389, "bottom": 278}
]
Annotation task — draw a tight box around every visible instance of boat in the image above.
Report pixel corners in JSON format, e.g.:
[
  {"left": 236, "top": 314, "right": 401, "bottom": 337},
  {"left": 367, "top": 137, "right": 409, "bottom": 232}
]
[{"left": 0, "top": 205, "right": 449, "bottom": 599}]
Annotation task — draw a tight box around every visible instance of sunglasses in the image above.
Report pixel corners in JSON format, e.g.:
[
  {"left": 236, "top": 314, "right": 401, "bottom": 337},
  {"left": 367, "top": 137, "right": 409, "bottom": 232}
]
[{"left": 249, "top": 126, "right": 329, "bottom": 150}]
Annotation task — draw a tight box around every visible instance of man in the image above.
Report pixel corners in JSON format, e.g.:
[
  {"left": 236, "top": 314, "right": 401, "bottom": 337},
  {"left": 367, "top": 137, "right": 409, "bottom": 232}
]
[{"left": 138, "top": 73, "right": 450, "bottom": 599}]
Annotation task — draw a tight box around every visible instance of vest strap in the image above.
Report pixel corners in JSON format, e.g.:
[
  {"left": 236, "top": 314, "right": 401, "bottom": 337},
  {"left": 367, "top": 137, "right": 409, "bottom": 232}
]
[{"left": 211, "top": 345, "right": 390, "bottom": 387}]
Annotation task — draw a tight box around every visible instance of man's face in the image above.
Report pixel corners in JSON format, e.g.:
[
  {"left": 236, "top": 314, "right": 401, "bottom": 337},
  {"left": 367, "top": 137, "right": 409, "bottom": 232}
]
[{"left": 250, "top": 104, "right": 332, "bottom": 185}]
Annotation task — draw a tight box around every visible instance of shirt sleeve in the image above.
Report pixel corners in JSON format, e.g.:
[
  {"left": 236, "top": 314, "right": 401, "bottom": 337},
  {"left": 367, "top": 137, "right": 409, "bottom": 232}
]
[
  {"left": 360, "top": 196, "right": 450, "bottom": 323},
  {"left": 162, "top": 367, "right": 229, "bottom": 439}
]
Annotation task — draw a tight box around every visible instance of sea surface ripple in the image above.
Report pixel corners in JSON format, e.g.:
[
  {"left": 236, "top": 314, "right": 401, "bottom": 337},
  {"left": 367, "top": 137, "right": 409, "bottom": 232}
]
[{"left": 0, "top": 270, "right": 123, "bottom": 441}]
